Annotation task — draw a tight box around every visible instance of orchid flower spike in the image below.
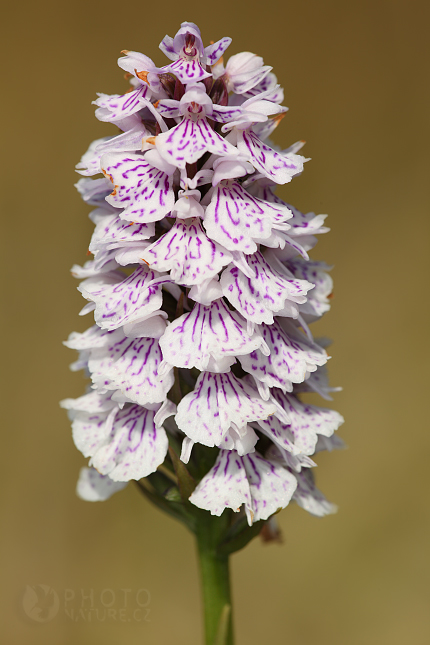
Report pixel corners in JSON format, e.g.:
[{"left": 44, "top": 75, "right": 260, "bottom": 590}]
[{"left": 65, "top": 20, "right": 343, "bottom": 534}]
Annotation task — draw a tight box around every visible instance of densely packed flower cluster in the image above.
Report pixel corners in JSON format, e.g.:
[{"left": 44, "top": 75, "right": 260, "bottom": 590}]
[{"left": 62, "top": 22, "right": 344, "bottom": 526}]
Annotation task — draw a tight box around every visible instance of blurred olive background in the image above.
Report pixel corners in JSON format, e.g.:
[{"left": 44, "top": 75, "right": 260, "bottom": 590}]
[{"left": 1, "top": 0, "right": 429, "bottom": 643}]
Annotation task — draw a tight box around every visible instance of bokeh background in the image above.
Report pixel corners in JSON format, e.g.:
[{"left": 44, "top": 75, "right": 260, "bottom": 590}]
[{"left": 2, "top": 0, "right": 429, "bottom": 643}]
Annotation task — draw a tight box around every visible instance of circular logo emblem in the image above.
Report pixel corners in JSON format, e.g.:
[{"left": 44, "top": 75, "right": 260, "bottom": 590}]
[{"left": 22, "top": 585, "right": 59, "bottom": 623}]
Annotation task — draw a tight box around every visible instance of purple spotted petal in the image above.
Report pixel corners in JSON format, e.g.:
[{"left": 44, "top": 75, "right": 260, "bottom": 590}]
[
  {"left": 143, "top": 218, "right": 232, "bottom": 286},
  {"left": 75, "top": 177, "right": 113, "bottom": 208},
  {"left": 159, "top": 35, "right": 178, "bottom": 61},
  {"left": 159, "top": 298, "right": 267, "bottom": 372},
  {"left": 291, "top": 468, "right": 337, "bottom": 516},
  {"left": 76, "top": 467, "right": 128, "bottom": 501},
  {"left": 221, "top": 251, "right": 314, "bottom": 324},
  {"left": 203, "top": 181, "right": 291, "bottom": 254},
  {"left": 156, "top": 117, "right": 237, "bottom": 169},
  {"left": 71, "top": 406, "right": 117, "bottom": 458},
  {"left": 189, "top": 449, "right": 297, "bottom": 524},
  {"left": 211, "top": 105, "right": 243, "bottom": 124},
  {"left": 61, "top": 389, "right": 117, "bottom": 414},
  {"left": 238, "top": 130, "right": 304, "bottom": 184},
  {"left": 242, "top": 452, "right": 297, "bottom": 524},
  {"left": 167, "top": 57, "right": 211, "bottom": 84},
  {"left": 239, "top": 320, "right": 327, "bottom": 394},
  {"left": 78, "top": 265, "right": 169, "bottom": 330},
  {"left": 204, "top": 37, "right": 232, "bottom": 65},
  {"left": 100, "top": 335, "right": 174, "bottom": 405},
  {"left": 189, "top": 450, "right": 251, "bottom": 515},
  {"left": 101, "top": 153, "right": 174, "bottom": 223},
  {"left": 64, "top": 324, "right": 120, "bottom": 351},
  {"left": 90, "top": 405, "right": 169, "bottom": 481},
  {"left": 76, "top": 137, "right": 111, "bottom": 176},
  {"left": 89, "top": 214, "right": 154, "bottom": 253},
  {"left": 71, "top": 249, "right": 119, "bottom": 278},
  {"left": 94, "top": 85, "right": 151, "bottom": 122},
  {"left": 223, "top": 52, "right": 272, "bottom": 94},
  {"left": 268, "top": 388, "right": 344, "bottom": 454},
  {"left": 175, "top": 371, "right": 277, "bottom": 447},
  {"left": 285, "top": 259, "right": 333, "bottom": 319}
]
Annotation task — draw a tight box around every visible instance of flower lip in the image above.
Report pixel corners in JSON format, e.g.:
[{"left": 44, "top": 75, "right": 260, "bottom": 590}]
[
  {"left": 179, "top": 84, "right": 213, "bottom": 117},
  {"left": 184, "top": 34, "right": 198, "bottom": 58}
]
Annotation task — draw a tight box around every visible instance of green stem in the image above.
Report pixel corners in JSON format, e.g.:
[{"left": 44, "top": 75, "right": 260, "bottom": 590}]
[{"left": 195, "top": 513, "right": 234, "bottom": 645}]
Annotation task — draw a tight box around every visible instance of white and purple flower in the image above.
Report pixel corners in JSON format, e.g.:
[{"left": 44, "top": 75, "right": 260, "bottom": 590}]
[{"left": 64, "top": 22, "right": 342, "bottom": 527}]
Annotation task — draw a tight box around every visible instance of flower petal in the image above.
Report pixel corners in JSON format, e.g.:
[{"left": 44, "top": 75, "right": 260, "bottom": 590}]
[
  {"left": 99, "top": 336, "right": 174, "bottom": 406},
  {"left": 101, "top": 153, "right": 175, "bottom": 223},
  {"left": 95, "top": 85, "right": 151, "bottom": 122},
  {"left": 204, "top": 181, "right": 291, "bottom": 254},
  {"left": 292, "top": 468, "right": 337, "bottom": 516},
  {"left": 238, "top": 130, "right": 304, "bottom": 184},
  {"left": 239, "top": 320, "right": 327, "bottom": 393},
  {"left": 156, "top": 117, "right": 237, "bottom": 168},
  {"left": 189, "top": 450, "right": 251, "bottom": 515},
  {"left": 159, "top": 298, "right": 267, "bottom": 371},
  {"left": 78, "top": 265, "right": 169, "bottom": 330},
  {"left": 242, "top": 452, "right": 297, "bottom": 523},
  {"left": 175, "top": 371, "right": 276, "bottom": 447},
  {"left": 89, "top": 214, "right": 154, "bottom": 253},
  {"left": 221, "top": 251, "right": 314, "bottom": 324},
  {"left": 91, "top": 405, "right": 169, "bottom": 481},
  {"left": 143, "top": 218, "right": 232, "bottom": 286},
  {"left": 76, "top": 467, "right": 128, "bottom": 501}
]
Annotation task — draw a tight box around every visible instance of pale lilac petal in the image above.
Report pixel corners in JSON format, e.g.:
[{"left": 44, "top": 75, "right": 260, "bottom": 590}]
[
  {"left": 76, "top": 467, "right": 128, "bottom": 501},
  {"left": 217, "top": 424, "right": 258, "bottom": 455},
  {"left": 94, "top": 85, "right": 151, "bottom": 122},
  {"left": 76, "top": 137, "right": 111, "bottom": 176},
  {"left": 221, "top": 251, "right": 314, "bottom": 324},
  {"left": 94, "top": 124, "right": 151, "bottom": 155},
  {"left": 60, "top": 389, "right": 116, "bottom": 414},
  {"left": 189, "top": 450, "right": 251, "bottom": 515},
  {"left": 71, "top": 407, "right": 117, "bottom": 457},
  {"left": 286, "top": 259, "right": 333, "bottom": 319},
  {"left": 143, "top": 218, "right": 232, "bottom": 286},
  {"left": 156, "top": 117, "right": 237, "bottom": 168},
  {"left": 101, "top": 153, "right": 174, "bottom": 223},
  {"left": 211, "top": 105, "right": 243, "bottom": 124},
  {"left": 89, "top": 214, "right": 154, "bottom": 253},
  {"left": 71, "top": 249, "right": 119, "bottom": 278},
  {"left": 204, "top": 37, "right": 232, "bottom": 65},
  {"left": 188, "top": 277, "right": 224, "bottom": 304},
  {"left": 100, "top": 336, "right": 174, "bottom": 406},
  {"left": 239, "top": 320, "right": 327, "bottom": 392},
  {"left": 90, "top": 405, "right": 169, "bottom": 481},
  {"left": 269, "top": 388, "right": 344, "bottom": 454},
  {"left": 315, "top": 434, "right": 346, "bottom": 453},
  {"left": 167, "top": 57, "right": 211, "bottom": 84},
  {"left": 64, "top": 324, "right": 117, "bottom": 351},
  {"left": 292, "top": 469, "right": 337, "bottom": 516},
  {"left": 223, "top": 52, "right": 272, "bottom": 94},
  {"left": 159, "top": 35, "right": 178, "bottom": 61},
  {"left": 78, "top": 265, "right": 169, "bottom": 330},
  {"left": 75, "top": 177, "right": 113, "bottom": 207},
  {"left": 242, "top": 452, "right": 297, "bottom": 523},
  {"left": 117, "top": 51, "right": 161, "bottom": 90},
  {"left": 156, "top": 99, "right": 181, "bottom": 119},
  {"left": 175, "top": 372, "right": 276, "bottom": 447},
  {"left": 204, "top": 181, "right": 291, "bottom": 254},
  {"left": 211, "top": 157, "right": 254, "bottom": 186},
  {"left": 238, "top": 130, "right": 304, "bottom": 184},
  {"left": 159, "top": 298, "right": 268, "bottom": 371},
  {"left": 189, "top": 449, "right": 297, "bottom": 524}
]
